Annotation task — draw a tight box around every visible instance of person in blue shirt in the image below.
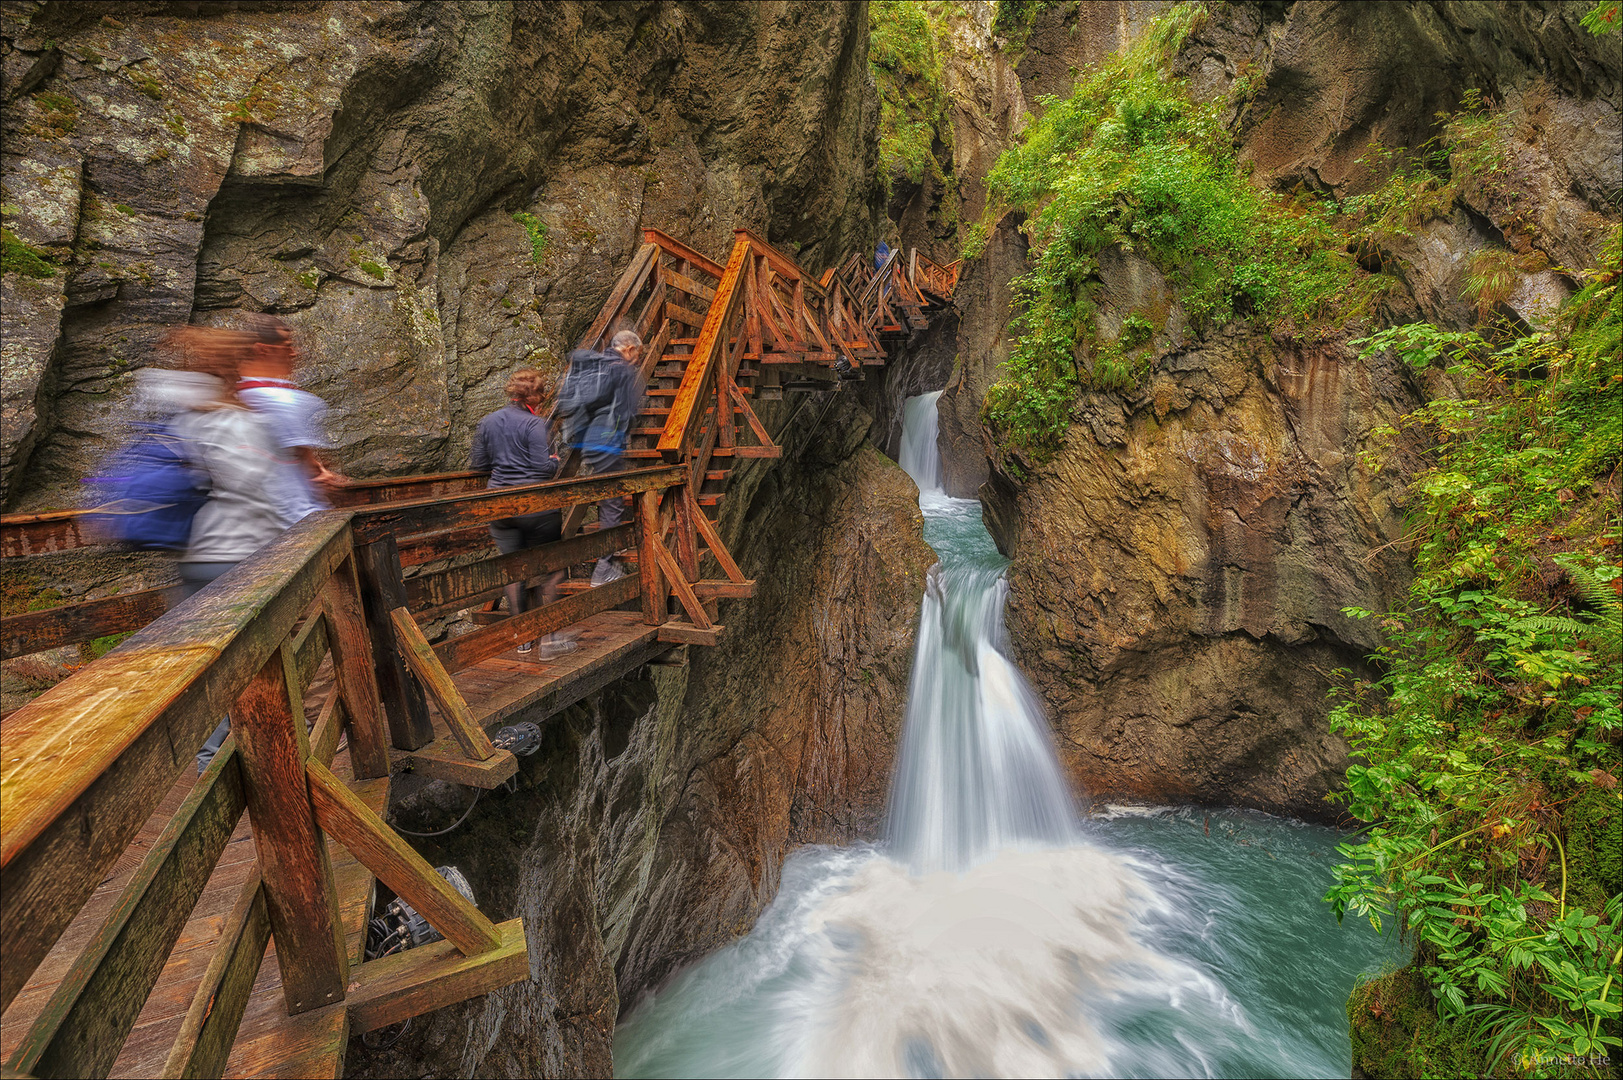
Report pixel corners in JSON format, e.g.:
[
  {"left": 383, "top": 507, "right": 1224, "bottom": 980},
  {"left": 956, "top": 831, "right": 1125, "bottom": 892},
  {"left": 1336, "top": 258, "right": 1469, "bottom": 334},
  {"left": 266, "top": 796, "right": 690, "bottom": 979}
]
[{"left": 471, "top": 368, "right": 574, "bottom": 658}]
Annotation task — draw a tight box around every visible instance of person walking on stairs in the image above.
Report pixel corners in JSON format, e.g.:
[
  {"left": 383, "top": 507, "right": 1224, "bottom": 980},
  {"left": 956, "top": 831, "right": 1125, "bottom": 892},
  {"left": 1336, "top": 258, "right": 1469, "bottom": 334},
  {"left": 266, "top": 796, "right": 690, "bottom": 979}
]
[
  {"left": 471, "top": 368, "right": 576, "bottom": 659},
  {"left": 554, "top": 329, "right": 645, "bottom": 586}
]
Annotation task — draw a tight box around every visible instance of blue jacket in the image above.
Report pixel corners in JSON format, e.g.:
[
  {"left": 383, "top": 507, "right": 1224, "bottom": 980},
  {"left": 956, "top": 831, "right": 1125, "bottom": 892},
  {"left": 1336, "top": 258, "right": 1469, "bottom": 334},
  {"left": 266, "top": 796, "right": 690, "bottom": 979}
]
[
  {"left": 554, "top": 348, "right": 643, "bottom": 457},
  {"left": 471, "top": 403, "right": 559, "bottom": 487}
]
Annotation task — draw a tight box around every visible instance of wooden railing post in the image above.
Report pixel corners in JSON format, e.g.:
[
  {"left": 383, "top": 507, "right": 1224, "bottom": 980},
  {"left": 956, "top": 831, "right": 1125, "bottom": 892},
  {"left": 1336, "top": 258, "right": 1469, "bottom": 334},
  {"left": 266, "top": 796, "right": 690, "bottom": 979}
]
[
  {"left": 352, "top": 536, "right": 435, "bottom": 751},
  {"left": 232, "top": 642, "right": 347, "bottom": 1014},
  {"left": 320, "top": 553, "right": 391, "bottom": 779},
  {"left": 639, "top": 489, "right": 666, "bottom": 626}
]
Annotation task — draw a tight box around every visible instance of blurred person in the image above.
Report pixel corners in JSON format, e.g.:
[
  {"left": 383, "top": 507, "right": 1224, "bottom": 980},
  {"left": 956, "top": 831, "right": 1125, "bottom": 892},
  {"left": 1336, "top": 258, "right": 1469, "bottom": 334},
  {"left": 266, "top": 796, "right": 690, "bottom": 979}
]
[
  {"left": 162, "top": 325, "right": 287, "bottom": 771},
  {"left": 234, "top": 314, "right": 343, "bottom": 526},
  {"left": 554, "top": 329, "right": 645, "bottom": 586},
  {"left": 471, "top": 368, "right": 575, "bottom": 659}
]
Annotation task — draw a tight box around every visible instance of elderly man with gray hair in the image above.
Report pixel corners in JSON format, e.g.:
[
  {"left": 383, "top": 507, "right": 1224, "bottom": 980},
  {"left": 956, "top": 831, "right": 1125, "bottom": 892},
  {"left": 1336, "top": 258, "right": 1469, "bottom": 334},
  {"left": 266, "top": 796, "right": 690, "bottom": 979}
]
[{"left": 554, "top": 329, "right": 646, "bottom": 585}]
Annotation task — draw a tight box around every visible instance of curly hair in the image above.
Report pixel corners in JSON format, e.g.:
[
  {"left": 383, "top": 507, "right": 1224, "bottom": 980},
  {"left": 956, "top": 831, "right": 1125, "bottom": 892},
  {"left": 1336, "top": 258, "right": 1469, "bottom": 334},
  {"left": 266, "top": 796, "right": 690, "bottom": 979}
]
[{"left": 505, "top": 367, "right": 546, "bottom": 402}]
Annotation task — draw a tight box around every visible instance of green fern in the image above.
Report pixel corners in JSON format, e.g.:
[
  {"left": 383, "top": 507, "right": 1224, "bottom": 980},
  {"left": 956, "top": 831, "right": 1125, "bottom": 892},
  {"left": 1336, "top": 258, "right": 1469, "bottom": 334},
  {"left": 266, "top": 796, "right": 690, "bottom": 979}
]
[{"left": 1553, "top": 554, "right": 1623, "bottom": 657}]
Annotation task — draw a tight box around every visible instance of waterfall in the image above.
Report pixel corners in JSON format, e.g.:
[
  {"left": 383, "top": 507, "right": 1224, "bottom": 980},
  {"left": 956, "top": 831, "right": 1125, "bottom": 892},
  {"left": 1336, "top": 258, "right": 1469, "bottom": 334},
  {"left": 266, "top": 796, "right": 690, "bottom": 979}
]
[
  {"left": 883, "top": 530, "right": 1079, "bottom": 873},
  {"left": 613, "top": 393, "right": 1403, "bottom": 1080},
  {"left": 898, "top": 390, "right": 943, "bottom": 497}
]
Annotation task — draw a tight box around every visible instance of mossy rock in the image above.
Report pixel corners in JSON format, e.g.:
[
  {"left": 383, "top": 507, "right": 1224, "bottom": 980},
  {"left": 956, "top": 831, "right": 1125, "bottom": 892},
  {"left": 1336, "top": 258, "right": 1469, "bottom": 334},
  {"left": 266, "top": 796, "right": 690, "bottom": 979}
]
[
  {"left": 1348, "top": 967, "right": 1490, "bottom": 1079},
  {"left": 1564, "top": 784, "right": 1622, "bottom": 914}
]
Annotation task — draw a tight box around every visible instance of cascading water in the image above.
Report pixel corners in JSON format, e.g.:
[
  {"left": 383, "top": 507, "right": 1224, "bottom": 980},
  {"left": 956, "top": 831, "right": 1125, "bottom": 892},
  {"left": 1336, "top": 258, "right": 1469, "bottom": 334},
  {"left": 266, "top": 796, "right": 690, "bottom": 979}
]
[{"left": 615, "top": 394, "right": 1405, "bottom": 1078}]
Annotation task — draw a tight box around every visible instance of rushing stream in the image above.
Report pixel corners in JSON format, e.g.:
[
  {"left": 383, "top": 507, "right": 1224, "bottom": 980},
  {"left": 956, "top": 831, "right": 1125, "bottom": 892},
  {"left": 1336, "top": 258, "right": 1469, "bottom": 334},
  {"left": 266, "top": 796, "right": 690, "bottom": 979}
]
[{"left": 615, "top": 392, "right": 1406, "bottom": 1078}]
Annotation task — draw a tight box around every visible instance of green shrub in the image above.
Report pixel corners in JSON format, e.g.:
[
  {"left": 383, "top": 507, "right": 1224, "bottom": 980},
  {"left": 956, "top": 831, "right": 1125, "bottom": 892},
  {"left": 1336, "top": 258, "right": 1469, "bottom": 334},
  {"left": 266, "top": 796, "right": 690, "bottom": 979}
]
[
  {"left": 1326, "top": 248, "right": 1623, "bottom": 1076},
  {"left": 870, "top": 0, "right": 954, "bottom": 193}
]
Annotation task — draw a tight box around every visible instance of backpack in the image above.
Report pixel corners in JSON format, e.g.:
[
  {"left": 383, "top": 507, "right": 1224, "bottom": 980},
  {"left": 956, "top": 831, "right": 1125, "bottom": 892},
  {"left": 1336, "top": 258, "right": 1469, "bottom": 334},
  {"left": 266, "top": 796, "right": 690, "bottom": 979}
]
[
  {"left": 556, "top": 349, "right": 644, "bottom": 450},
  {"left": 85, "top": 421, "right": 211, "bottom": 550}
]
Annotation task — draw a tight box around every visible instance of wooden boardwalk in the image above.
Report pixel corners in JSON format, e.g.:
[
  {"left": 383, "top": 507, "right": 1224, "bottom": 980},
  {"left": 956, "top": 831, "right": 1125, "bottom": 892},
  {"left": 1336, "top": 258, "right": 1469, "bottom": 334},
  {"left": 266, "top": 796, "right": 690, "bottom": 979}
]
[{"left": 0, "top": 232, "right": 956, "bottom": 1079}]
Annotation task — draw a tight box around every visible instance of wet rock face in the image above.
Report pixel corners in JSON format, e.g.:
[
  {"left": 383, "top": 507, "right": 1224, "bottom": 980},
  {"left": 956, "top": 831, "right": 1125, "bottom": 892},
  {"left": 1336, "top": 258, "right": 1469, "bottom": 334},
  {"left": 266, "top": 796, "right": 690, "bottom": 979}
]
[
  {"left": 983, "top": 332, "right": 1436, "bottom": 819},
  {"left": 1, "top": 0, "right": 880, "bottom": 506}
]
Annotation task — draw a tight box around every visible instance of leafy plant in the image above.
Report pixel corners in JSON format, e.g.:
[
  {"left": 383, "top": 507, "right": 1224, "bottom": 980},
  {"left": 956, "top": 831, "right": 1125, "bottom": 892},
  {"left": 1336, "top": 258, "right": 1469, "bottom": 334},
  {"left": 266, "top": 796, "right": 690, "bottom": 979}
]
[
  {"left": 1328, "top": 244, "right": 1623, "bottom": 1077},
  {"left": 512, "top": 211, "right": 548, "bottom": 264},
  {"left": 870, "top": 0, "right": 955, "bottom": 194}
]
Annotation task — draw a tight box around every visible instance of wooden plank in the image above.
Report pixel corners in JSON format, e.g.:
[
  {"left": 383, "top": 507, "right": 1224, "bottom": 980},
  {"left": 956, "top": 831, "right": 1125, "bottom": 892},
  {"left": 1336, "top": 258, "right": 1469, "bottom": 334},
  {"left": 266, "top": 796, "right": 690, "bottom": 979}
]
[
  {"left": 652, "top": 536, "right": 710, "bottom": 630},
  {"left": 685, "top": 486, "right": 746, "bottom": 583},
  {"left": 666, "top": 301, "right": 708, "bottom": 328},
  {"left": 403, "top": 524, "right": 635, "bottom": 621},
  {"left": 692, "top": 580, "right": 755, "bottom": 599},
  {"left": 232, "top": 643, "right": 348, "bottom": 1014},
  {"left": 0, "top": 510, "right": 101, "bottom": 558},
  {"left": 289, "top": 608, "right": 329, "bottom": 696},
  {"left": 454, "top": 614, "right": 665, "bottom": 726},
  {"left": 730, "top": 381, "right": 776, "bottom": 449},
  {"left": 345, "top": 917, "right": 526, "bottom": 1033},
  {"left": 326, "top": 471, "right": 486, "bottom": 508},
  {"left": 658, "top": 237, "right": 750, "bottom": 462},
  {"left": 305, "top": 761, "right": 501, "bottom": 956},
  {"left": 389, "top": 608, "right": 497, "bottom": 762},
  {"left": 432, "top": 572, "right": 641, "bottom": 674},
  {"left": 317, "top": 557, "right": 389, "bottom": 779},
  {"left": 642, "top": 228, "right": 725, "bottom": 279},
  {"left": 1, "top": 585, "right": 186, "bottom": 661},
  {"left": 351, "top": 536, "right": 434, "bottom": 752},
  {"left": 7, "top": 748, "right": 247, "bottom": 1079},
  {"left": 657, "top": 622, "right": 725, "bottom": 646},
  {"left": 632, "top": 280, "right": 667, "bottom": 343},
  {"left": 0, "top": 511, "right": 353, "bottom": 1013},
  {"left": 220, "top": 997, "right": 346, "bottom": 1080},
  {"left": 160, "top": 875, "right": 269, "bottom": 1080},
  {"left": 395, "top": 526, "right": 489, "bottom": 568},
  {"left": 405, "top": 741, "right": 518, "bottom": 789},
  {"left": 307, "top": 689, "right": 344, "bottom": 768},
  {"left": 349, "top": 465, "right": 686, "bottom": 545},
  {"left": 637, "top": 490, "right": 667, "bottom": 627},
  {"left": 662, "top": 267, "right": 716, "bottom": 303}
]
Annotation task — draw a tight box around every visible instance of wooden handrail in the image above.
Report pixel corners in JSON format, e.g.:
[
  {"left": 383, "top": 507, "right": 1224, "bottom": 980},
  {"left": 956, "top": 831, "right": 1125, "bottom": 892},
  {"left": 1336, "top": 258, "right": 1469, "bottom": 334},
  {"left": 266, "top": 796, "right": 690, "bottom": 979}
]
[
  {"left": 642, "top": 227, "right": 726, "bottom": 280},
  {"left": 657, "top": 236, "right": 752, "bottom": 462}
]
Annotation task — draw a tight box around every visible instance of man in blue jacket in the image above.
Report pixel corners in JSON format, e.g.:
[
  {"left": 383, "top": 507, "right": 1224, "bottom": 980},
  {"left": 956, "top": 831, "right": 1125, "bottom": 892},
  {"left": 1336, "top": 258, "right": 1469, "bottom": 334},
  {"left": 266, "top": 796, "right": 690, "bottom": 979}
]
[{"left": 554, "top": 330, "right": 645, "bottom": 585}]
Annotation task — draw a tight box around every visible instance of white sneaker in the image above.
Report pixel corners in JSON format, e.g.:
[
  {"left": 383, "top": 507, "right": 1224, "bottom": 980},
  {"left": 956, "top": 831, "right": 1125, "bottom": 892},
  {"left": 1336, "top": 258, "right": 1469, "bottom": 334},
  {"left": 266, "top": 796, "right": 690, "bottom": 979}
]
[
  {"left": 535, "top": 635, "right": 579, "bottom": 660},
  {"left": 516, "top": 640, "right": 535, "bottom": 654},
  {"left": 590, "top": 561, "right": 625, "bottom": 586}
]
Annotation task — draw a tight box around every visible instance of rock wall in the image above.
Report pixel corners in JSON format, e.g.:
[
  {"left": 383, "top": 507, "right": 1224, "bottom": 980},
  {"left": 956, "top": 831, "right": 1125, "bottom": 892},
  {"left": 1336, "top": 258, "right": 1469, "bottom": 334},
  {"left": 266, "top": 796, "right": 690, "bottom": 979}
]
[
  {"left": 895, "top": 0, "right": 1621, "bottom": 817},
  {"left": 1, "top": 0, "right": 880, "bottom": 505}
]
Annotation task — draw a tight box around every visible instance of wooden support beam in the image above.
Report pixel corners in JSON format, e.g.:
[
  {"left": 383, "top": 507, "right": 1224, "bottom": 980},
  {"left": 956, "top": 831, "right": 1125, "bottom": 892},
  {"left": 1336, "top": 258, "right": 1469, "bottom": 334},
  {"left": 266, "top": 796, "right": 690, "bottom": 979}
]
[
  {"left": 234, "top": 643, "right": 348, "bottom": 1014},
  {"left": 306, "top": 761, "right": 502, "bottom": 957},
  {"left": 642, "top": 228, "right": 725, "bottom": 279},
  {"left": 308, "top": 689, "right": 345, "bottom": 768},
  {"left": 345, "top": 918, "right": 527, "bottom": 1034},
  {"left": 432, "top": 572, "right": 641, "bottom": 674},
  {"left": 7, "top": 748, "right": 248, "bottom": 1079},
  {"left": 652, "top": 537, "right": 710, "bottom": 630},
  {"left": 1, "top": 585, "right": 185, "bottom": 660},
  {"left": 405, "top": 740, "right": 518, "bottom": 789},
  {"left": 637, "top": 491, "right": 666, "bottom": 626},
  {"left": 318, "top": 556, "right": 391, "bottom": 778},
  {"left": 353, "top": 536, "right": 435, "bottom": 751},
  {"left": 578, "top": 242, "right": 657, "bottom": 351},
  {"left": 685, "top": 486, "right": 746, "bottom": 584},
  {"left": 659, "top": 237, "right": 750, "bottom": 462},
  {"left": 289, "top": 607, "right": 329, "bottom": 694},
  {"left": 160, "top": 874, "right": 269, "bottom": 1080},
  {"left": 692, "top": 579, "right": 756, "bottom": 599},
  {"left": 662, "top": 267, "right": 716, "bottom": 303},
  {"left": 388, "top": 607, "right": 498, "bottom": 761},
  {"left": 657, "top": 621, "right": 725, "bottom": 646},
  {"left": 729, "top": 381, "right": 776, "bottom": 450}
]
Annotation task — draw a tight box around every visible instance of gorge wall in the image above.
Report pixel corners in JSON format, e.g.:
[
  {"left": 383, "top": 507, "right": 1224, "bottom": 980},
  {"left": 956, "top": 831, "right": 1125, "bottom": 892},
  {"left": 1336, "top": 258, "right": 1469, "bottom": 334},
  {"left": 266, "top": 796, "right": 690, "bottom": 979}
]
[{"left": 890, "top": 0, "right": 1620, "bottom": 819}]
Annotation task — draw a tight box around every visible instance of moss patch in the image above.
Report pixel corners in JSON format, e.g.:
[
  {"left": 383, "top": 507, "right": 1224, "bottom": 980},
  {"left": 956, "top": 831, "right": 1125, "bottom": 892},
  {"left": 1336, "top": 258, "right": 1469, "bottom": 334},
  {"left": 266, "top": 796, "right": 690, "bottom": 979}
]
[
  {"left": 1349, "top": 968, "right": 1492, "bottom": 1078},
  {"left": 1, "top": 228, "right": 59, "bottom": 278},
  {"left": 512, "top": 211, "right": 548, "bottom": 264}
]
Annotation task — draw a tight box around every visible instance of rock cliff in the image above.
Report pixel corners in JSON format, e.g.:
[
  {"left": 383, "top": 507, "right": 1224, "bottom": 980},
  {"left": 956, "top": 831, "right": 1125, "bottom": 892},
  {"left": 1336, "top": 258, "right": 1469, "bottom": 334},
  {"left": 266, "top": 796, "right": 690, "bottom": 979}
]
[{"left": 893, "top": 0, "right": 1621, "bottom": 818}]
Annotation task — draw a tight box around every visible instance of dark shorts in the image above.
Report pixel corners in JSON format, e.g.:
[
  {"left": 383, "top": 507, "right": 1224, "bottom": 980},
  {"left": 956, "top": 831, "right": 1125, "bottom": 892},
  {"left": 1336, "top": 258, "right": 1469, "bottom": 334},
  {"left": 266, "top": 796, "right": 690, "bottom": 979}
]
[{"left": 489, "top": 510, "right": 562, "bottom": 555}]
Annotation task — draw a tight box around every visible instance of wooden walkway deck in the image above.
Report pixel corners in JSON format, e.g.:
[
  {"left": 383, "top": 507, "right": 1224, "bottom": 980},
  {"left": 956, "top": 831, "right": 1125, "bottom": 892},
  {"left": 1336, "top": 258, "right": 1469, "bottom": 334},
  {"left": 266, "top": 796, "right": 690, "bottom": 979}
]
[{"left": 0, "top": 668, "right": 383, "bottom": 1080}]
